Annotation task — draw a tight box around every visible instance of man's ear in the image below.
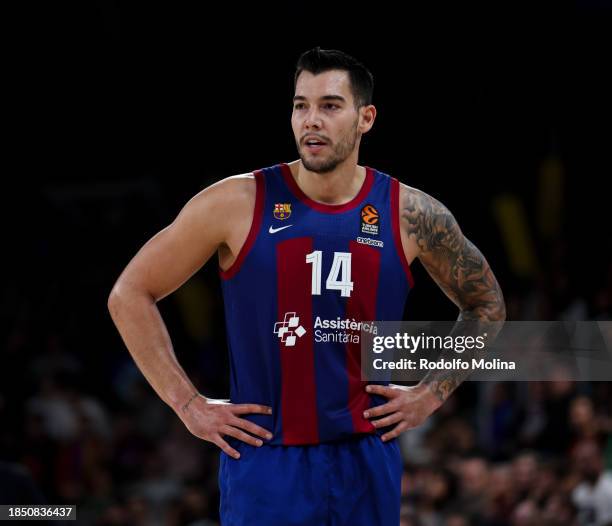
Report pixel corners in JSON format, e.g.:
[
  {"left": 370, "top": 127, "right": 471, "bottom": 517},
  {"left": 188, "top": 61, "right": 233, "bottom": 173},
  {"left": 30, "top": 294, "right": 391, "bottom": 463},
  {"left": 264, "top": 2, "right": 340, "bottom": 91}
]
[{"left": 359, "top": 104, "right": 377, "bottom": 134}]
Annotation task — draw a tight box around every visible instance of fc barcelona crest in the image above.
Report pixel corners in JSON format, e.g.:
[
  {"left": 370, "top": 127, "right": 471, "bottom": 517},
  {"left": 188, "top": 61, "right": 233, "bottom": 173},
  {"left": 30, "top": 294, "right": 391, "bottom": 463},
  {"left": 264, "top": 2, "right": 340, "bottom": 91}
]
[{"left": 273, "top": 203, "right": 292, "bottom": 220}]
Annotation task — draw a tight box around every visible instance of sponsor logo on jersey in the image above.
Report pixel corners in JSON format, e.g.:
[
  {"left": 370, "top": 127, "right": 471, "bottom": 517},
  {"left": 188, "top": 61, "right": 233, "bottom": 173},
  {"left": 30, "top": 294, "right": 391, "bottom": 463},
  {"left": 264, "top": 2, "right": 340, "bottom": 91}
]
[
  {"left": 313, "top": 316, "right": 378, "bottom": 344},
  {"left": 273, "top": 203, "right": 292, "bottom": 220},
  {"left": 269, "top": 224, "right": 293, "bottom": 234},
  {"left": 360, "top": 204, "right": 379, "bottom": 235},
  {"left": 274, "top": 312, "right": 306, "bottom": 347},
  {"left": 356, "top": 236, "right": 384, "bottom": 248},
  {"left": 273, "top": 313, "right": 378, "bottom": 347}
]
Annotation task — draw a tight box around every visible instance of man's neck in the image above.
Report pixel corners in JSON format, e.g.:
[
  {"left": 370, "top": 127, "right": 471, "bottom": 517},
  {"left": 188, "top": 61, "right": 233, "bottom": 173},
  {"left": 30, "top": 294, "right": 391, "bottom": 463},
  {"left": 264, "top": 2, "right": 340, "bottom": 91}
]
[{"left": 288, "top": 158, "right": 366, "bottom": 205}]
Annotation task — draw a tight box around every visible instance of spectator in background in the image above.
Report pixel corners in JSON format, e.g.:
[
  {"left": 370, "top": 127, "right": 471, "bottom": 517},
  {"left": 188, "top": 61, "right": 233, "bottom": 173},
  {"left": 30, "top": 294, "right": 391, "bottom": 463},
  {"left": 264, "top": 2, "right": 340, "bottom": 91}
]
[
  {"left": 511, "top": 452, "right": 539, "bottom": 501},
  {"left": 572, "top": 440, "right": 612, "bottom": 526},
  {"left": 486, "top": 463, "right": 516, "bottom": 524},
  {"left": 511, "top": 499, "right": 540, "bottom": 526},
  {"left": 454, "top": 456, "right": 490, "bottom": 523},
  {"left": 570, "top": 396, "right": 603, "bottom": 446}
]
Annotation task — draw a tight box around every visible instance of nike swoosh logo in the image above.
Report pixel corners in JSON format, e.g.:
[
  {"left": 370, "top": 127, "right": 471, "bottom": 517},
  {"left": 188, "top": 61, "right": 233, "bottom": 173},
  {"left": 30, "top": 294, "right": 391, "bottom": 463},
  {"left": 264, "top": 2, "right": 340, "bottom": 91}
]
[{"left": 268, "top": 224, "right": 293, "bottom": 234}]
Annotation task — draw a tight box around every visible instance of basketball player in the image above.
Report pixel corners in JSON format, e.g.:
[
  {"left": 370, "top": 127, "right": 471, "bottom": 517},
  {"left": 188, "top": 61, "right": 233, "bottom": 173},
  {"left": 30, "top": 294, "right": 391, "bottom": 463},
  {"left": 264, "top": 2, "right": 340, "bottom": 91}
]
[{"left": 108, "top": 48, "right": 506, "bottom": 525}]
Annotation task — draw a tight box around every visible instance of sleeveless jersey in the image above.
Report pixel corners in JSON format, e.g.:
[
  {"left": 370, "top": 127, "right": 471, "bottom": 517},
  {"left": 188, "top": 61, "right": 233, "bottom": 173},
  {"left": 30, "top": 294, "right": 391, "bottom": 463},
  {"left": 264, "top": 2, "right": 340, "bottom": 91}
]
[{"left": 219, "top": 163, "right": 414, "bottom": 445}]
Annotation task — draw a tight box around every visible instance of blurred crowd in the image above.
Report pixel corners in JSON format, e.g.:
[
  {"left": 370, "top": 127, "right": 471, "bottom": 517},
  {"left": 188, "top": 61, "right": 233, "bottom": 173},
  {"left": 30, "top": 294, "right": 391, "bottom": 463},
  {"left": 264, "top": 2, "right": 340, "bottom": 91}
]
[{"left": 398, "top": 381, "right": 612, "bottom": 526}]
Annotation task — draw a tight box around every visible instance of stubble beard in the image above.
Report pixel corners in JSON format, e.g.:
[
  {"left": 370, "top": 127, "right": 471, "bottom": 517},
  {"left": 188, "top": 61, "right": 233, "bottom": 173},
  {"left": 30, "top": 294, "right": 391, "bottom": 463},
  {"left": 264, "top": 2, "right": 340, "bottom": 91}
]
[{"left": 298, "top": 119, "right": 360, "bottom": 174}]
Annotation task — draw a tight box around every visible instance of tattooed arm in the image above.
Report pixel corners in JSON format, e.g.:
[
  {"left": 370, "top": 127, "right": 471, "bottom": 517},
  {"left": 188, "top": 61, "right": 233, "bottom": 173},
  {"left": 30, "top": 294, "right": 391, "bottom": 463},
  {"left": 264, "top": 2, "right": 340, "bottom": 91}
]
[
  {"left": 403, "top": 185, "right": 506, "bottom": 401},
  {"left": 363, "top": 184, "right": 506, "bottom": 440}
]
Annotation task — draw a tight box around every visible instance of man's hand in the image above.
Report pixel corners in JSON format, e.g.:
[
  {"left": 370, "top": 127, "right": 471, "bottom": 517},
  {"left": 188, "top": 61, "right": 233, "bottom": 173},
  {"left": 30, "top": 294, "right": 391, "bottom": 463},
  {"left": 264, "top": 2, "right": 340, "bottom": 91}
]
[
  {"left": 363, "top": 384, "right": 441, "bottom": 442},
  {"left": 178, "top": 395, "right": 273, "bottom": 459}
]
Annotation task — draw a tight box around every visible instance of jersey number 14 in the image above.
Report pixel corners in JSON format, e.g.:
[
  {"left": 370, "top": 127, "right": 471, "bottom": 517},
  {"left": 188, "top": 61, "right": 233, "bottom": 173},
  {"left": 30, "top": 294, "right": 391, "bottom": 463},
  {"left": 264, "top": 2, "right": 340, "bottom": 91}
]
[{"left": 305, "top": 251, "right": 354, "bottom": 297}]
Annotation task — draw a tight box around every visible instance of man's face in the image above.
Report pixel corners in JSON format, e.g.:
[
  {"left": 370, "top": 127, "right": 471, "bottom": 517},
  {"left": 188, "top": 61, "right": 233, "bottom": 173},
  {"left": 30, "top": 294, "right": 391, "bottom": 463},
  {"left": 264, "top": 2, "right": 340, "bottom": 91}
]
[
  {"left": 292, "top": 70, "right": 370, "bottom": 174},
  {"left": 573, "top": 441, "right": 603, "bottom": 482}
]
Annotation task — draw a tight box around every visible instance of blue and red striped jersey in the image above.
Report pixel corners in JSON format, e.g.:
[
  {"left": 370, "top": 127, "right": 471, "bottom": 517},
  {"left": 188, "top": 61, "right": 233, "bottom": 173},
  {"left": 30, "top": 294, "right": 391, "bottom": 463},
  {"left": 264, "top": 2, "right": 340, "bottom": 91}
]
[{"left": 219, "top": 163, "right": 414, "bottom": 445}]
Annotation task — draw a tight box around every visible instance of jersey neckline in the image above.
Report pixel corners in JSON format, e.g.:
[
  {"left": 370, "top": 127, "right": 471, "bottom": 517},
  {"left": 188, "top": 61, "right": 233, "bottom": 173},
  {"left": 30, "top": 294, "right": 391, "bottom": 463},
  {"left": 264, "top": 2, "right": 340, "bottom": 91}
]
[{"left": 279, "top": 163, "right": 375, "bottom": 214}]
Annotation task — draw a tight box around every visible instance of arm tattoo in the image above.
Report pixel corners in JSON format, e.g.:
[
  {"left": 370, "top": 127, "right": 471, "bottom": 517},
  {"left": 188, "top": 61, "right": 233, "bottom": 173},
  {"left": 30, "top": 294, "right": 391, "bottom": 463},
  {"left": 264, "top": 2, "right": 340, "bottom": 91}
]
[
  {"left": 181, "top": 391, "right": 200, "bottom": 414},
  {"left": 402, "top": 186, "right": 506, "bottom": 402}
]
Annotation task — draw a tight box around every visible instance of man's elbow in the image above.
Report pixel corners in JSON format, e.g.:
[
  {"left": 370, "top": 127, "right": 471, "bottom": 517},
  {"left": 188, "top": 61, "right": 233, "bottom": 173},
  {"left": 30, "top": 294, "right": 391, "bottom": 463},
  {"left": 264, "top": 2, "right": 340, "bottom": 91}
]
[
  {"left": 491, "top": 301, "right": 507, "bottom": 322},
  {"left": 485, "top": 293, "right": 507, "bottom": 322},
  {"left": 107, "top": 283, "right": 124, "bottom": 319},
  {"left": 107, "top": 279, "right": 155, "bottom": 317},
  {"left": 483, "top": 283, "right": 506, "bottom": 322},
  {"left": 107, "top": 280, "right": 136, "bottom": 318},
  {"left": 462, "top": 299, "right": 506, "bottom": 322}
]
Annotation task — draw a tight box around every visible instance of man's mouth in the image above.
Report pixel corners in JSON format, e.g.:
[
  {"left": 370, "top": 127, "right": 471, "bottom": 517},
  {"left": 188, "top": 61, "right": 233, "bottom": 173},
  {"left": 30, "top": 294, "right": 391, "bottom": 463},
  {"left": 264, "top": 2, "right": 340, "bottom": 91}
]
[{"left": 303, "top": 137, "right": 328, "bottom": 153}]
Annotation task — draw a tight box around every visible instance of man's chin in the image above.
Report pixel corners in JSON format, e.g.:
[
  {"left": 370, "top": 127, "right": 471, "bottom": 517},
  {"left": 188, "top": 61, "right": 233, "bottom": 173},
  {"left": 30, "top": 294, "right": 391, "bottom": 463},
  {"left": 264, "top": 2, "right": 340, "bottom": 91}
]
[{"left": 300, "top": 155, "right": 338, "bottom": 174}]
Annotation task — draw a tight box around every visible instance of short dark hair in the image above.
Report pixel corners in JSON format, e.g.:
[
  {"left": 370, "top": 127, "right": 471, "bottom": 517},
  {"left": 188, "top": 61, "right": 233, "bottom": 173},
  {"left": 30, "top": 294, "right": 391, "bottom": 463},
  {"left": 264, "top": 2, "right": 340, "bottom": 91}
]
[{"left": 294, "top": 47, "right": 374, "bottom": 108}]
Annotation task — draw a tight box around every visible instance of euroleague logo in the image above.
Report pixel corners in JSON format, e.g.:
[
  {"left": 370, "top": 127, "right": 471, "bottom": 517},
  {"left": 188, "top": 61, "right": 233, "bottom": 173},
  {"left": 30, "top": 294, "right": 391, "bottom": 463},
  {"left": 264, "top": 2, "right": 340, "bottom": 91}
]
[{"left": 360, "top": 204, "right": 380, "bottom": 235}]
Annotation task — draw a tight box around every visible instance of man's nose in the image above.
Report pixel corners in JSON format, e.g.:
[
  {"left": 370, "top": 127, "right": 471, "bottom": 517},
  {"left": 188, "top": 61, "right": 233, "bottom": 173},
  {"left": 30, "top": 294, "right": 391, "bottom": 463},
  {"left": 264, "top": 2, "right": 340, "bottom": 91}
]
[{"left": 304, "top": 108, "right": 322, "bottom": 129}]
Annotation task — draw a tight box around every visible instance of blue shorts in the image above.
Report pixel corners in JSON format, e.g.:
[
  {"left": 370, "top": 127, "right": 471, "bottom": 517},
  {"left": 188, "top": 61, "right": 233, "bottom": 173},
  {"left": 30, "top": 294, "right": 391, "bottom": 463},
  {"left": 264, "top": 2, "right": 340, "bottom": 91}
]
[{"left": 219, "top": 434, "right": 402, "bottom": 526}]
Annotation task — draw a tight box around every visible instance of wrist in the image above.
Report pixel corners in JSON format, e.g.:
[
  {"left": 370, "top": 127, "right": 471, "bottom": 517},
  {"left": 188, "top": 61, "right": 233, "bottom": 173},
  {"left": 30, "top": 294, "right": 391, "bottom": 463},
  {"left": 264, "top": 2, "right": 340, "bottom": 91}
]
[
  {"left": 172, "top": 390, "right": 201, "bottom": 416},
  {"left": 415, "top": 382, "right": 444, "bottom": 411}
]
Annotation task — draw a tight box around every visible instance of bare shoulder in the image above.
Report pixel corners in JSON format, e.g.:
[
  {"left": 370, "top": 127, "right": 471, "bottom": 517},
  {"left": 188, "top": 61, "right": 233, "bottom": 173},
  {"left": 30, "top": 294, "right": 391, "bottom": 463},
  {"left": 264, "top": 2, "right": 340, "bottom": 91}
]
[
  {"left": 189, "top": 173, "right": 260, "bottom": 271},
  {"left": 213, "top": 172, "right": 256, "bottom": 199},
  {"left": 178, "top": 173, "right": 256, "bottom": 235},
  {"left": 188, "top": 172, "right": 256, "bottom": 215},
  {"left": 398, "top": 181, "right": 463, "bottom": 255},
  {"left": 398, "top": 181, "right": 440, "bottom": 208}
]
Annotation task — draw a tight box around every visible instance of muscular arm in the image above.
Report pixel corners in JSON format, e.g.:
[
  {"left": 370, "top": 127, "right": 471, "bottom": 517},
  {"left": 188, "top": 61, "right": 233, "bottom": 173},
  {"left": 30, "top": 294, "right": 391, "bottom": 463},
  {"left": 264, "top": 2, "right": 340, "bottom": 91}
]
[
  {"left": 107, "top": 175, "right": 255, "bottom": 414},
  {"left": 401, "top": 184, "right": 506, "bottom": 402}
]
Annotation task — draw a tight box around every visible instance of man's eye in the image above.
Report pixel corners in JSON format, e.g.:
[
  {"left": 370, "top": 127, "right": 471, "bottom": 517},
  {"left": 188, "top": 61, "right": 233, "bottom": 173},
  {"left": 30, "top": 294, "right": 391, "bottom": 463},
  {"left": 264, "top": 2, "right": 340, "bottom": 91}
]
[
  {"left": 294, "top": 104, "right": 305, "bottom": 110},
  {"left": 324, "top": 104, "right": 338, "bottom": 110}
]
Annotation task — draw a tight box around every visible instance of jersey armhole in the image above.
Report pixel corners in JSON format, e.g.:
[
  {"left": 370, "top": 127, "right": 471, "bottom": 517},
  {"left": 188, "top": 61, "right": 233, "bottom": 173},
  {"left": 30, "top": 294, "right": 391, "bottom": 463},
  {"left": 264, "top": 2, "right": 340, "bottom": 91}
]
[
  {"left": 219, "top": 170, "right": 265, "bottom": 280},
  {"left": 390, "top": 177, "right": 415, "bottom": 289}
]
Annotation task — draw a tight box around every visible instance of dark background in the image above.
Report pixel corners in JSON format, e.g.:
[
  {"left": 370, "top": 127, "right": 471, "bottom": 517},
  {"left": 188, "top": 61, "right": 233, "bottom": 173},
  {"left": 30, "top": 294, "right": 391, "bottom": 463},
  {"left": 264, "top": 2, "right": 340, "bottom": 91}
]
[{"left": 2, "top": 2, "right": 612, "bottom": 525}]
